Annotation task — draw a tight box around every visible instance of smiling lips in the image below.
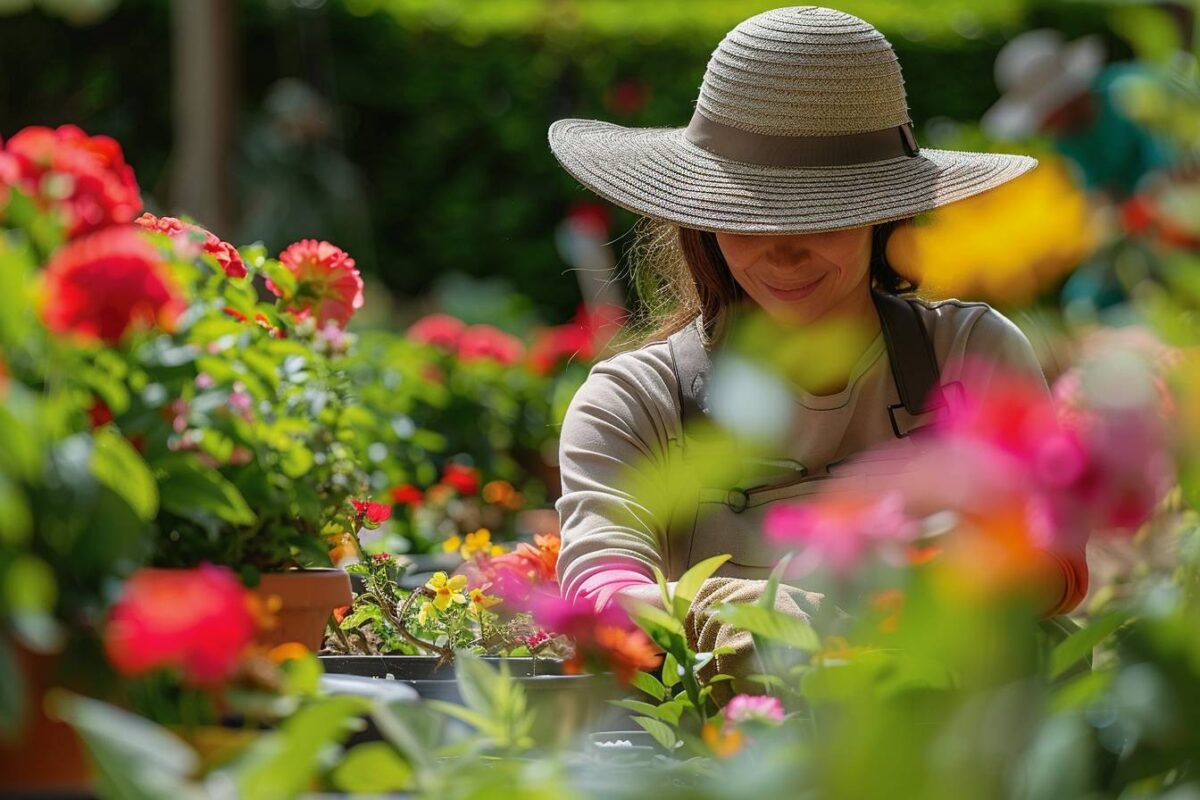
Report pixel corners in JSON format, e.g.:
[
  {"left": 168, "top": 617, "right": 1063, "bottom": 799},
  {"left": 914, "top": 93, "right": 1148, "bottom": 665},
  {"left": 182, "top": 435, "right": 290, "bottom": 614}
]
[{"left": 764, "top": 273, "right": 826, "bottom": 301}]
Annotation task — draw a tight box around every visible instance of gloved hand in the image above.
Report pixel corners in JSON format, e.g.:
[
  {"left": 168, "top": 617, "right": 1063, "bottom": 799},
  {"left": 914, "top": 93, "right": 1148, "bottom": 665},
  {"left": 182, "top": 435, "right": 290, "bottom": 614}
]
[{"left": 684, "top": 577, "right": 824, "bottom": 704}]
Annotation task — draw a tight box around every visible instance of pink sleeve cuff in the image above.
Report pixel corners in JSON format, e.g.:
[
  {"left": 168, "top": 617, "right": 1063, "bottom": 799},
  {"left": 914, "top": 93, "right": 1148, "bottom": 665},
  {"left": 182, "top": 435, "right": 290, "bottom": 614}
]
[{"left": 575, "top": 569, "right": 655, "bottom": 611}]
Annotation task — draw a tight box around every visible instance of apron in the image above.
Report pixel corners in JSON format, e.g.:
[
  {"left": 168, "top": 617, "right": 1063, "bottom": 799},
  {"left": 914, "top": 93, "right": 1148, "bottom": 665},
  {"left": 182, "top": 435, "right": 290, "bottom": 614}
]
[{"left": 661, "top": 290, "right": 948, "bottom": 582}]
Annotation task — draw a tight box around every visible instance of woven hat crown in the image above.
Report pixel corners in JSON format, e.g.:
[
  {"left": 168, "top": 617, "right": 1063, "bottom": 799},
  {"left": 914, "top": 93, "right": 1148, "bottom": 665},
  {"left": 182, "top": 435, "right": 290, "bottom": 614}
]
[{"left": 697, "top": 6, "right": 910, "bottom": 137}]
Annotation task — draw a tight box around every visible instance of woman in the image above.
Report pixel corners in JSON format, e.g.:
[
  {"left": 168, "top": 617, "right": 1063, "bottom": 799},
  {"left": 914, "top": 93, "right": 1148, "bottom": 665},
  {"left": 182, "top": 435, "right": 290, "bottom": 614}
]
[{"left": 547, "top": 7, "right": 1088, "bottom": 654}]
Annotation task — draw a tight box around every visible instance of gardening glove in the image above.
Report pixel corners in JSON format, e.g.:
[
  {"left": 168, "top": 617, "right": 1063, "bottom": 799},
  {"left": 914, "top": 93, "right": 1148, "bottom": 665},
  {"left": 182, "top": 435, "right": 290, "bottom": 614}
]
[{"left": 684, "top": 577, "right": 823, "bottom": 705}]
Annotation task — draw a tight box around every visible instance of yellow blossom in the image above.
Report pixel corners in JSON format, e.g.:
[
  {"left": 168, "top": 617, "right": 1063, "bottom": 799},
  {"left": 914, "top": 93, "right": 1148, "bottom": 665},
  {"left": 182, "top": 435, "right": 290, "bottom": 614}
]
[
  {"left": 885, "top": 157, "right": 1098, "bottom": 306},
  {"left": 461, "top": 528, "right": 493, "bottom": 559},
  {"left": 417, "top": 600, "right": 437, "bottom": 626},
  {"left": 467, "top": 587, "right": 501, "bottom": 617},
  {"left": 490, "top": 544, "right": 506, "bottom": 556},
  {"left": 425, "top": 571, "right": 468, "bottom": 611},
  {"left": 442, "top": 535, "right": 463, "bottom": 555}
]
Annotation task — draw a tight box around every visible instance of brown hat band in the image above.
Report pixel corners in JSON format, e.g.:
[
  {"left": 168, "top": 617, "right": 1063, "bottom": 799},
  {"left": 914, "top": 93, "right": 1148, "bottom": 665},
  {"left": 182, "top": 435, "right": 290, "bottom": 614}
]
[{"left": 684, "top": 110, "right": 920, "bottom": 168}]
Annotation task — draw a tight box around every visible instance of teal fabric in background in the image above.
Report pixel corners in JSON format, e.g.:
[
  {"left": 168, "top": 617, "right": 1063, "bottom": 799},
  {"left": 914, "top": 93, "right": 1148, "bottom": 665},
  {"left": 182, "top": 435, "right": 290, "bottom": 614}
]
[{"left": 1054, "top": 62, "right": 1175, "bottom": 198}]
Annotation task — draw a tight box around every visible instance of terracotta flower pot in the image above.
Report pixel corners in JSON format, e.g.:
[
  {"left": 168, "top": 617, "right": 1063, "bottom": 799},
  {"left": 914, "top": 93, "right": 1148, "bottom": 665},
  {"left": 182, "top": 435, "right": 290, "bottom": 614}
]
[
  {"left": 252, "top": 568, "right": 352, "bottom": 651},
  {"left": 0, "top": 645, "right": 91, "bottom": 793}
]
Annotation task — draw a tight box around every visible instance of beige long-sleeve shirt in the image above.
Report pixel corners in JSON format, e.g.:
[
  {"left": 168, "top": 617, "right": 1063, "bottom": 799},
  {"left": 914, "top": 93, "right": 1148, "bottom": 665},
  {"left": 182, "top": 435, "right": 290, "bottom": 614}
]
[{"left": 555, "top": 298, "right": 1061, "bottom": 608}]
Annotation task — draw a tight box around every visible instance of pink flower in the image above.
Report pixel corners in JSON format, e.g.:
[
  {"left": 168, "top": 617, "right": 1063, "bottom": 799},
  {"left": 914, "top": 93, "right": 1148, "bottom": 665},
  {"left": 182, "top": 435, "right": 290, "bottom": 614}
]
[
  {"left": 103, "top": 564, "right": 257, "bottom": 686},
  {"left": 457, "top": 324, "right": 526, "bottom": 365},
  {"left": 522, "top": 588, "right": 660, "bottom": 684},
  {"left": 268, "top": 239, "right": 363, "bottom": 328},
  {"left": 724, "top": 694, "right": 785, "bottom": 725},
  {"left": 765, "top": 493, "right": 919, "bottom": 577},
  {"left": 408, "top": 313, "right": 466, "bottom": 351}
]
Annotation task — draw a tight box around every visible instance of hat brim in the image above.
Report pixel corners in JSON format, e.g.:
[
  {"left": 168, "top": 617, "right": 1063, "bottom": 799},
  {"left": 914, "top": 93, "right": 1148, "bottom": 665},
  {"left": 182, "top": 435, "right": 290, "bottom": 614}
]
[{"left": 549, "top": 119, "right": 1038, "bottom": 235}]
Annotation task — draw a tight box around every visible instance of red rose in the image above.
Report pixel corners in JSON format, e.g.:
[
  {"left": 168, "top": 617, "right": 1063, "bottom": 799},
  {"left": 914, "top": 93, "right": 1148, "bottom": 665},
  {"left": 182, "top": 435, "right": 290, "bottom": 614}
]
[
  {"left": 267, "top": 239, "right": 363, "bottom": 328},
  {"left": 103, "top": 564, "right": 257, "bottom": 686},
  {"left": 441, "top": 463, "right": 479, "bottom": 496},
  {"left": 457, "top": 324, "right": 526, "bottom": 365},
  {"left": 134, "top": 212, "right": 246, "bottom": 278},
  {"left": 389, "top": 484, "right": 424, "bottom": 507},
  {"left": 42, "top": 226, "right": 185, "bottom": 345},
  {"left": 352, "top": 499, "right": 392, "bottom": 526},
  {"left": 3, "top": 124, "right": 142, "bottom": 238},
  {"left": 407, "top": 313, "right": 466, "bottom": 351}
]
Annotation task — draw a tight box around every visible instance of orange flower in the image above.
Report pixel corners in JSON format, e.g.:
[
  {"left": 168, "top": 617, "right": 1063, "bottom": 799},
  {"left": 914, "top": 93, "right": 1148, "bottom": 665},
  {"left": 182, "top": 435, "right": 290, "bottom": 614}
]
[{"left": 701, "top": 721, "right": 745, "bottom": 759}]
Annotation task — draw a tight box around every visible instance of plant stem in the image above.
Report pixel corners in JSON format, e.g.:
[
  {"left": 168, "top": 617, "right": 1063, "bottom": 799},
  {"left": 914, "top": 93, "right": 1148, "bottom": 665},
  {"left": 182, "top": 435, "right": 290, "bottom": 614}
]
[{"left": 363, "top": 589, "right": 453, "bottom": 663}]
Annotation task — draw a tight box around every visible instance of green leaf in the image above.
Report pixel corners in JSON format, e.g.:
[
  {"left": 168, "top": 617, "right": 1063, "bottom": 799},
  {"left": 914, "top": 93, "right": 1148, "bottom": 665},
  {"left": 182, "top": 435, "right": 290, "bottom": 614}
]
[
  {"left": 661, "top": 652, "right": 681, "bottom": 689},
  {"left": 157, "top": 456, "right": 256, "bottom": 526},
  {"left": 1049, "top": 612, "right": 1128, "bottom": 680},
  {"left": 610, "top": 698, "right": 683, "bottom": 725},
  {"left": 631, "top": 670, "right": 666, "bottom": 702},
  {"left": 48, "top": 691, "right": 200, "bottom": 800},
  {"left": 260, "top": 258, "right": 296, "bottom": 299},
  {"left": 713, "top": 603, "right": 819, "bottom": 651},
  {"left": 672, "top": 554, "right": 730, "bottom": 618},
  {"left": 652, "top": 565, "right": 672, "bottom": 615},
  {"left": 228, "top": 696, "right": 371, "bottom": 797},
  {"left": 330, "top": 742, "right": 412, "bottom": 793},
  {"left": 628, "top": 600, "right": 685, "bottom": 637},
  {"left": 759, "top": 553, "right": 793, "bottom": 610},
  {"left": 91, "top": 427, "right": 158, "bottom": 521},
  {"left": 632, "top": 716, "right": 678, "bottom": 751}
]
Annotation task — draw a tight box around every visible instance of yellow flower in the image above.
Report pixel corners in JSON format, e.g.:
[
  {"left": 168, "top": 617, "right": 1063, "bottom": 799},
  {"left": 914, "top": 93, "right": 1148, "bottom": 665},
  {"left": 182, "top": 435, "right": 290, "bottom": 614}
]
[
  {"left": 489, "top": 544, "right": 507, "bottom": 556},
  {"left": 461, "top": 528, "right": 493, "bottom": 559},
  {"left": 425, "top": 571, "right": 468, "bottom": 611},
  {"left": 442, "top": 535, "right": 463, "bottom": 555},
  {"left": 467, "top": 587, "right": 501, "bottom": 617},
  {"left": 885, "top": 157, "right": 1098, "bottom": 306},
  {"left": 417, "top": 600, "right": 437, "bottom": 626}
]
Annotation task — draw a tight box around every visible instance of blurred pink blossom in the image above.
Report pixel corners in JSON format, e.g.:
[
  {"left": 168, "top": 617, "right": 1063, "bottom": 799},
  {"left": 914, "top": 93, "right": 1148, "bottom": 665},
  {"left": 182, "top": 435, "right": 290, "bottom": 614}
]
[{"left": 765, "top": 492, "right": 919, "bottom": 577}]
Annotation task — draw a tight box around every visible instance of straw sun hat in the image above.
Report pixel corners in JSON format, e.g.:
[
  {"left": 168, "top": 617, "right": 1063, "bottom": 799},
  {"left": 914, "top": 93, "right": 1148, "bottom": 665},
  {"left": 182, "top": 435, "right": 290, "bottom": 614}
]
[{"left": 548, "top": 5, "right": 1039, "bottom": 234}]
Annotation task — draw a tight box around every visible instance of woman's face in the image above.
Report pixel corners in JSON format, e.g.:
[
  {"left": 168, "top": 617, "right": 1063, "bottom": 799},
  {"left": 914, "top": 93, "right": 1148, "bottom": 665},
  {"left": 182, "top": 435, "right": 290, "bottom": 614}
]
[{"left": 716, "top": 226, "right": 874, "bottom": 325}]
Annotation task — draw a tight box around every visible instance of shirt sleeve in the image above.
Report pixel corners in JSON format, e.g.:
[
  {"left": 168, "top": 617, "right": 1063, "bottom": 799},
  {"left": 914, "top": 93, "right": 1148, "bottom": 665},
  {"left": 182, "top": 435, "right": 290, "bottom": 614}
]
[
  {"left": 554, "top": 354, "right": 676, "bottom": 608},
  {"left": 959, "top": 307, "right": 1089, "bottom": 617}
]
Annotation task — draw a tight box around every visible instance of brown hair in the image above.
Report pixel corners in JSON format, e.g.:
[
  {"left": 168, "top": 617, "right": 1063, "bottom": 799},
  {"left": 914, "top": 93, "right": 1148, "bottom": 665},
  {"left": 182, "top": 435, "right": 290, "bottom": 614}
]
[{"left": 625, "top": 218, "right": 917, "bottom": 346}]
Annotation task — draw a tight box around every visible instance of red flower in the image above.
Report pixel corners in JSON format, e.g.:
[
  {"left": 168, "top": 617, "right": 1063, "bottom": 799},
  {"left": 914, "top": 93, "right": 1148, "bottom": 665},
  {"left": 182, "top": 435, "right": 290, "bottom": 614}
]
[
  {"left": 103, "top": 564, "right": 257, "bottom": 686},
  {"left": 407, "top": 313, "right": 466, "bottom": 351},
  {"left": 267, "top": 239, "right": 363, "bottom": 328},
  {"left": 529, "top": 303, "right": 624, "bottom": 375},
  {"left": 88, "top": 398, "right": 114, "bottom": 428},
  {"left": 441, "top": 462, "right": 479, "bottom": 495},
  {"left": 42, "top": 226, "right": 185, "bottom": 345},
  {"left": 389, "top": 484, "right": 424, "bottom": 507},
  {"left": 457, "top": 324, "right": 526, "bottom": 365},
  {"left": 3, "top": 124, "right": 142, "bottom": 238},
  {"left": 352, "top": 499, "right": 392, "bottom": 526},
  {"left": 134, "top": 212, "right": 246, "bottom": 278}
]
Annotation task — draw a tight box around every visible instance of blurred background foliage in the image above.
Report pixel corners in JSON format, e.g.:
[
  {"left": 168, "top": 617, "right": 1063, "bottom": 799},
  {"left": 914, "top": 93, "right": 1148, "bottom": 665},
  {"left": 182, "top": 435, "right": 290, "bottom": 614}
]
[{"left": 0, "top": 0, "right": 1127, "bottom": 322}]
